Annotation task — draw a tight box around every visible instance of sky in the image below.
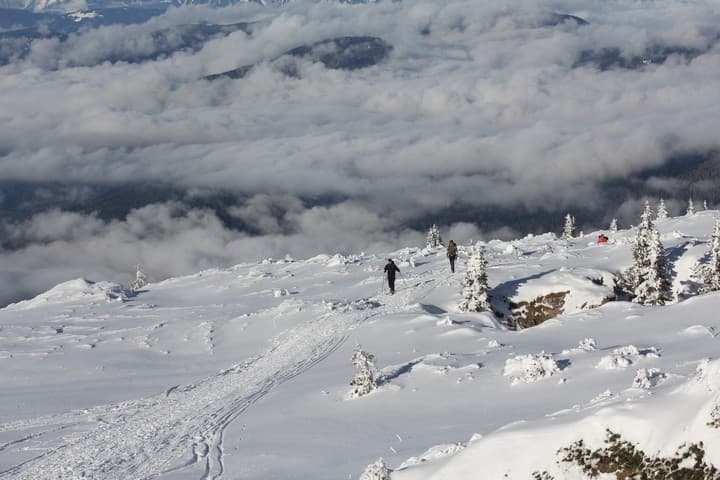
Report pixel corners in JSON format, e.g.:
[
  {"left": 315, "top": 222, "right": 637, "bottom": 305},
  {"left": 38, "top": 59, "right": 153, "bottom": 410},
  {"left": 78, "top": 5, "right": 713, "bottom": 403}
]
[{"left": 1, "top": 0, "right": 719, "bottom": 305}]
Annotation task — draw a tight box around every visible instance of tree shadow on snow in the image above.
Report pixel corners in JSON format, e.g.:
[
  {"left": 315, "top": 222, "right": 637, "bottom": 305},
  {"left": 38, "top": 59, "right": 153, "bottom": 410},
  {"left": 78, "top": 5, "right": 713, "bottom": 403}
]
[
  {"left": 557, "top": 359, "right": 572, "bottom": 370},
  {"left": 420, "top": 303, "right": 447, "bottom": 315},
  {"left": 377, "top": 358, "right": 424, "bottom": 385}
]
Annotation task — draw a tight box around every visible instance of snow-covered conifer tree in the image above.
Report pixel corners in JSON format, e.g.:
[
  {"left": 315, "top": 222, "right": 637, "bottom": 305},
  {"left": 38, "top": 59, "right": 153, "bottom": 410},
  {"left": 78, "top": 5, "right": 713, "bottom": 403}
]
[
  {"left": 705, "top": 200, "right": 709, "bottom": 210},
  {"left": 696, "top": 218, "right": 720, "bottom": 294},
  {"left": 459, "top": 242, "right": 491, "bottom": 312},
  {"left": 129, "top": 264, "right": 148, "bottom": 291},
  {"left": 656, "top": 199, "right": 668, "bottom": 220},
  {"left": 687, "top": 197, "right": 696, "bottom": 215},
  {"left": 349, "top": 346, "right": 377, "bottom": 398},
  {"left": 359, "top": 458, "right": 391, "bottom": 480},
  {"left": 633, "top": 226, "right": 670, "bottom": 305},
  {"left": 609, "top": 218, "right": 618, "bottom": 233},
  {"left": 616, "top": 202, "right": 670, "bottom": 305},
  {"left": 561, "top": 214, "right": 576, "bottom": 240},
  {"left": 426, "top": 224, "right": 442, "bottom": 248}
]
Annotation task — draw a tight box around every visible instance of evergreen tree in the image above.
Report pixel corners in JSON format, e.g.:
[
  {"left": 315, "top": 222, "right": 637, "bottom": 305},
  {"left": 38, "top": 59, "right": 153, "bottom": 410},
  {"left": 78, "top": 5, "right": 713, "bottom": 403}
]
[
  {"left": 695, "top": 218, "right": 720, "bottom": 294},
  {"left": 616, "top": 202, "right": 670, "bottom": 305},
  {"left": 609, "top": 218, "right": 618, "bottom": 233},
  {"left": 561, "top": 214, "right": 576, "bottom": 240},
  {"left": 687, "top": 197, "right": 696, "bottom": 215},
  {"left": 359, "top": 458, "right": 392, "bottom": 480},
  {"left": 349, "top": 346, "right": 377, "bottom": 398},
  {"left": 656, "top": 199, "right": 668, "bottom": 220},
  {"left": 705, "top": 200, "right": 709, "bottom": 210},
  {"left": 426, "top": 224, "right": 443, "bottom": 248},
  {"left": 129, "top": 264, "right": 148, "bottom": 291},
  {"left": 459, "top": 242, "right": 491, "bottom": 312}
]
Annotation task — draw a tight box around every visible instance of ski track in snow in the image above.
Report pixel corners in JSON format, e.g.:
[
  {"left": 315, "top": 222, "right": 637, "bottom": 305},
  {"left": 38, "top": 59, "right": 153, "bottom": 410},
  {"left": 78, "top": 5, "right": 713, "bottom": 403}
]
[{"left": 0, "top": 270, "right": 440, "bottom": 480}]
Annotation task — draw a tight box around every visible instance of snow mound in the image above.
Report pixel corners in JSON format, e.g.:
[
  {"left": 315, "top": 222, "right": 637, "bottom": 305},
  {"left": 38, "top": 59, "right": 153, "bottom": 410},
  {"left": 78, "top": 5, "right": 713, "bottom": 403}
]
[
  {"left": 632, "top": 368, "right": 667, "bottom": 389},
  {"left": 307, "top": 253, "right": 361, "bottom": 266},
  {"left": 397, "top": 442, "right": 465, "bottom": 469},
  {"left": 681, "top": 325, "right": 716, "bottom": 336},
  {"left": 503, "top": 352, "right": 561, "bottom": 385},
  {"left": 596, "top": 345, "right": 660, "bottom": 370},
  {"left": 5, "top": 278, "right": 127, "bottom": 311}
]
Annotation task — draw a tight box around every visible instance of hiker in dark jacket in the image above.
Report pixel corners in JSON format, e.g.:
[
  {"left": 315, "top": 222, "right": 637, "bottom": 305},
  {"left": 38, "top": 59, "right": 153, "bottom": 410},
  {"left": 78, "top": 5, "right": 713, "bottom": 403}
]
[
  {"left": 447, "top": 240, "right": 458, "bottom": 273},
  {"left": 384, "top": 259, "right": 400, "bottom": 294}
]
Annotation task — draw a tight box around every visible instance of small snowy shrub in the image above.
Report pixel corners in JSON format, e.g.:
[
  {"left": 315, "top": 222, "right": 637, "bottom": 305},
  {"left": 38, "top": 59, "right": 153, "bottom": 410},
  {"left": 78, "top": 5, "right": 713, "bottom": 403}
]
[
  {"left": 632, "top": 368, "right": 666, "bottom": 389},
  {"left": 657, "top": 198, "right": 669, "bottom": 220},
  {"left": 559, "top": 429, "right": 719, "bottom": 479},
  {"left": 597, "top": 354, "right": 633, "bottom": 370},
  {"left": 128, "top": 264, "right": 148, "bottom": 291},
  {"left": 426, "top": 224, "right": 443, "bottom": 248},
  {"left": 503, "top": 352, "right": 560, "bottom": 385},
  {"left": 561, "top": 213, "right": 576, "bottom": 240},
  {"left": 596, "top": 345, "right": 659, "bottom": 370},
  {"left": 349, "top": 346, "right": 378, "bottom": 398},
  {"left": 708, "top": 404, "right": 720, "bottom": 429},
  {"left": 578, "top": 338, "right": 598, "bottom": 351},
  {"left": 359, "top": 458, "right": 391, "bottom": 480},
  {"left": 609, "top": 218, "right": 618, "bottom": 233},
  {"left": 532, "top": 472, "right": 555, "bottom": 480}
]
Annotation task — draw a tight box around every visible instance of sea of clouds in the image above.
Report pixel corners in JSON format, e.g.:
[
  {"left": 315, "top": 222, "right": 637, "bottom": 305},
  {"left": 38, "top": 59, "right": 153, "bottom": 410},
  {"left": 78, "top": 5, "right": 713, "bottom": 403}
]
[{"left": 1, "top": 0, "right": 719, "bottom": 304}]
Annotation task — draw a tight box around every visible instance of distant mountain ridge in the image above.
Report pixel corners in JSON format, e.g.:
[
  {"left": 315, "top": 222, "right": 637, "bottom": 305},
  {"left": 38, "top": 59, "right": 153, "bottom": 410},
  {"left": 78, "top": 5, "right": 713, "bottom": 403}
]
[{"left": 0, "top": 0, "right": 374, "bottom": 13}]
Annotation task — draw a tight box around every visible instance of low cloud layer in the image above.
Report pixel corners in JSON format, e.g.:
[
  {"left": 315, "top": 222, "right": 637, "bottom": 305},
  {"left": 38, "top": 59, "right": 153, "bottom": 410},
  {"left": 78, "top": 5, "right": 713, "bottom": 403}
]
[
  {"left": 0, "top": 202, "right": 501, "bottom": 305},
  {"left": 1, "top": 0, "right": 719, "bottom": 303}
]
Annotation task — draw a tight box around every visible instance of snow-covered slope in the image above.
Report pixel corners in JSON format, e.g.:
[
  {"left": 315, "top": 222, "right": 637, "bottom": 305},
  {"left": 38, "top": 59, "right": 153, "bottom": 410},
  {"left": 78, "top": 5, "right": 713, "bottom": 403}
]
[{"left": 1, "top": 212, "right": 720, "bottom": 479}]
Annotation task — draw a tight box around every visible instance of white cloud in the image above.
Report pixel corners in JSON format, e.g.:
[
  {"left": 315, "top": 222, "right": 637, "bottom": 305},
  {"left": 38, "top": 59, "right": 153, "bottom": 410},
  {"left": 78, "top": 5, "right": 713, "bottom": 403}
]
[{"left": 0, "top": 0, "right": 718, "bottom": 302}]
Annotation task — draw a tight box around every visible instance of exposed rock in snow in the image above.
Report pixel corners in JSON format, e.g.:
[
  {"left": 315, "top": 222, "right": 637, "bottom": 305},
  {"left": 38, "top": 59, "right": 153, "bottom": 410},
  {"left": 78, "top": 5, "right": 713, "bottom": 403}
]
[
  {"left": 509, "top": 291, "right": 569, "bottom": 328},
  {"left": 500, "top": 269, "right": 614, "bottom": 328}
]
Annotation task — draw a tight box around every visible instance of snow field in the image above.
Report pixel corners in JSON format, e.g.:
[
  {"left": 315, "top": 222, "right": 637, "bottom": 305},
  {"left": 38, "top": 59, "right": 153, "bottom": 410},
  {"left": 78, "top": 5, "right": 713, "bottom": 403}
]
[{"left": 2, "top": 212, "right": 720, "bottom": 478}]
